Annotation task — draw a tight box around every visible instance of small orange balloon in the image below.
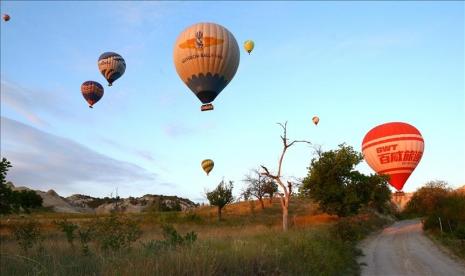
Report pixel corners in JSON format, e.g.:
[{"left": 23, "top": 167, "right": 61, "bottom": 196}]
[{"left": 312, "top": 116, "right": 319, "bottom": 126}]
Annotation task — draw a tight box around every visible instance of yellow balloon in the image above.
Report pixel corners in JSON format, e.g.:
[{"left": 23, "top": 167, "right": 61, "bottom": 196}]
[
  {"left": 244, "top": 40, "right": 254, "bottom": 54},
  {"left": 201, "top": 159, "right": 214, "bottom": 175},
  {"left": 173, "top": 22, "right": 240, "bottom": 111}
]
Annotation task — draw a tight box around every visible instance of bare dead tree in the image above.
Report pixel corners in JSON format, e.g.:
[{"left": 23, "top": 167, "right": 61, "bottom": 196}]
[{"left": 260, "top": 121, "right": 311, "bottom": 231}]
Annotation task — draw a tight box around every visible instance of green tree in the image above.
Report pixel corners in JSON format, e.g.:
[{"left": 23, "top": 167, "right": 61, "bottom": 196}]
[
  {"left": 300, "top": 144, "right": 391, "bottom": 217},
  {"left": 0, "top": 157, "right": 43, "bottom": 214},
  {"left": 242, "top": 169, "right": 269, "bottom": 209},
  {"left": 263, "top": 180, "right": 278, "bottom": 204},
  {"left": 0, "top": 158, "right": 14, "bottom": 214},
  {"left": 206, "top": 180, "right": 234, "bottom": 221},
  {"left": 404, "top": 180, "right": 450, "bottom": 216}
]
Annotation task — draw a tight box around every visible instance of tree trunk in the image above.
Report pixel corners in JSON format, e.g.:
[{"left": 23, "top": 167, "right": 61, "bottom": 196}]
[
  {"left": 259, "top": 198, "right": 265, "bottom": 209},
  {"left": 282, "top": 204, "right": 288, "bottom": 231},
  {"left": 218, "top": 206, "right": 222, "bottom": 221}
]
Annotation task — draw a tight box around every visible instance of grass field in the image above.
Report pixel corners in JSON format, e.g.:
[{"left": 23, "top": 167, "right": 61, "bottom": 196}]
[{"left": 0, "top": 198, "right": 387, "bottom": 275}]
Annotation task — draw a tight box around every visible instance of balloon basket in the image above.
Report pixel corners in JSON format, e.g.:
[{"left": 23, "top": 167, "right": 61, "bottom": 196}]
[
  {"left": 392, "top": 191, "right": 405, "bottom": 211},
  {"left": 201, "top": 103, "right": 214, "bottom": 111}
]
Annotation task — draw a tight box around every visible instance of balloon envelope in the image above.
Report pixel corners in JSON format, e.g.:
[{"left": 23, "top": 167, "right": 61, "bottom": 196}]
[
  {"left": 312, "top": 116, "right": 319, "bottom": 125},
  {"left": 362, "top": 122, "right": 424, "bottom": 191},
  {"left": 3, "top": 14, "right": 10, "bottom": 22},
  {"left": 81, "top": 81, "right": 104, "bottom": 108},
  {"left": 201, "top": 159, "right": 214, "bottom": 175},
  {"left": 173, "top": 22, "right": 240, "bottom": 107},
  {"left": 98, "top": 52, "right": 126, "bottom": 86},
  {"left": 244, "top": 40, "right": 254, "bottom": 54}
]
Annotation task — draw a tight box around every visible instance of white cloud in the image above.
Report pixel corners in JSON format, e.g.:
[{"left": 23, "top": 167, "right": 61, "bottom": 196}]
[{"left": 1, "top": 116, "right": 160, "bottom": 197}]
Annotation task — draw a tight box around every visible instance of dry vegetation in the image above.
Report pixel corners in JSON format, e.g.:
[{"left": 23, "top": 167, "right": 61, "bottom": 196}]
[{"left": 0, "top": 198, "right": 387, "bottom": 275}]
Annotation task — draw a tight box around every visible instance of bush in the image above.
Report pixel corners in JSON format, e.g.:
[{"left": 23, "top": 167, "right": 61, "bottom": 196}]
[
  {"left": 12, "top": 218, "right": 43, "bottom": 253},
  {"left": 404, "top": 180, "right": 450, "bottom": 216},
  {"left": 78, "top": 225, "right": 94, "bottom": 256},
  {"left": 54, "top": 219, "right": 79, "bottom": 246},
  {"left": 454, "top": 223, "right": 465, "bottom": 240},
  {"left": 330, "top": 212, "right": 389, "bottom": 243},
  {"left": 92, "top": 214, "right": 142, "bottom": 252},
  {"left": 141, "top": 224, "right": 197, "bottom": 254}
]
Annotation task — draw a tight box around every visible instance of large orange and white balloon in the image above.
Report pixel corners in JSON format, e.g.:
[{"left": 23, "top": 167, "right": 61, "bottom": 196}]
[
  {"left": 362, "top": 122, "right": 424, "bottom": 191},
  {"left": 173, "top": 22, "right": 240, "bottom": 111}
]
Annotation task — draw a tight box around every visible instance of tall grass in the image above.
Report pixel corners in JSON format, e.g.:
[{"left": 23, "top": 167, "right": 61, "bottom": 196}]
[
  {"left": 1, "top": 198, "right": 388, "bottom": 275},
  {"left": 1, "top": 226, "right": 360, "bottom": 276}
]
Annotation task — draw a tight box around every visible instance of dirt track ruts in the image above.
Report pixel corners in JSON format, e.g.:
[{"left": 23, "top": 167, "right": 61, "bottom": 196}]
[{"left": 359, "top": 219, "right": 465, "bottom": 276}]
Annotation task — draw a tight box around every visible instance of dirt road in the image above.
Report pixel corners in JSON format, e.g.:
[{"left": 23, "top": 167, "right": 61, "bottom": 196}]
[{"left": 359, "top": 219, "right": 465, "bottom": 276}]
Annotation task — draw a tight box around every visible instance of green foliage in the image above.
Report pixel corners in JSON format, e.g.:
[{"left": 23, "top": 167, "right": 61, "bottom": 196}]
[
  {"left": 242, "top": 169, "right": 276, "bottom": 209},
  {"left": 0, "top": 157, "right": 43, "bottom": 214},
  {"left": 330, "top": 212, "right": 390, "bottom": 243},
  {"left": 263, "top": 180, "right": 278, "bottom": 202},
  {"left": 15, "top": 190, "right": 44, "bottom": 213},
  {"left": 206, "top": 180, "right": 234, "bottom": 220},
  {"left": 77, "top": 225, "right": 94, "bottom": 256},
  {"left": 0, "top": 158, "right": 14, "bottom": 214},
  {"left": 92, "top": 214, "right": 142, "bottom": 252},
  {"left": 403, "top": 180, "right": 465, "bottom": 259},
  {"left": 301, "top": 144, "right": 391, "bottom": 217},
  {"left": 12, "top": 218, "right": 43, "bottom": 253},
  {"left": 0, "top": 157, "right": 12, "bottom": 186},
  {"left": 54, "top": 219, "right": 79, "bottom": 246},
  {"left": 404, "top": 180, "right": 450, "bottom": 216},
  {"left": 141, "top": 224, "right": 197, "bottom": 253}
]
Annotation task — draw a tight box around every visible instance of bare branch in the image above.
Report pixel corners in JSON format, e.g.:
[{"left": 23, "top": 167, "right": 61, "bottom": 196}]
[{"left": 288, "top": 140, "right": 312, "bottom": 148}]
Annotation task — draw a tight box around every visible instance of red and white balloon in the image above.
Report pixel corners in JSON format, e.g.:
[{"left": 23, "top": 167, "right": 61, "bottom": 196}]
[{"left": 362, "top": 122, "right": 424, "bottom": 191}]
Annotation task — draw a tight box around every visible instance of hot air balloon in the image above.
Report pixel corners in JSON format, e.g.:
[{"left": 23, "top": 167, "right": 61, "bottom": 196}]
[
  {"left": 201, "top": 159, "right": 214, "bottom": 175},
  {"left": 312, "top": 116, "right": 319, "bottom": 126},
  {"left": 362, "top": 122, "right": 424, "bottom": 191},
  {"left": 81, "top": 81, "right": 104, "bottom": 108},
  {"left": 98, "top": 52, "right": 126, "bottom": 86},
  {"left": 244, "top": 40, "right": 254, "bottom": 54},
  {"left": 173, "top": 22, "right": 240, "bottom": 111},
  {"left": 3, "top": 14, "right": 10, "bottom": 22}
]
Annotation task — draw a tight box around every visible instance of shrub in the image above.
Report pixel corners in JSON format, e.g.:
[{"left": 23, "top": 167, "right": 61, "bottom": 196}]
[
  {"left": 12, "top": 218, "right": 43, "bottom": 253},
  {"left": 92, "top": 214, "right": 142, "bottom": 252},
  {"left": 78, "top": 225, "right": 94, "bottom": 256},
  {"left": 54, "top": 219, "right": 79, "bottom": 246},
  {"left": 141, "top": 224, "right": 197, "bottom": 254}
]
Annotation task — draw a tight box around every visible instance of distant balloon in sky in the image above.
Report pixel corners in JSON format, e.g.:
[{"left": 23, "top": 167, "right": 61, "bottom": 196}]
[
  {"left": 243, "top": 40, "right": 254, "bottom": 54},
  {"left": 3, "top": 14, "right": 10, "bottom": 22},
  {"left": 173, "top": 22, "right": 240, "bottom": 111},
  {"left": 201, "top": 159, "right": 214, "bottom": 175},
  {"left": 81, "top": 81, "right": 104, "bottom": 108},
  {"left": 98, "top": 52, "right": 126, "bottom": 86},
  {"left": 312, "top": 116, "right": 319, "bottom": 126},
  {"left": 362, "top": 122, "right": 424, "bottom": 191}
]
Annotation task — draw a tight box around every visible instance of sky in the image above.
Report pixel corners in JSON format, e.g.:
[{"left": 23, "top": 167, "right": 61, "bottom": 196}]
[{"left": 1, "top": 1, "right": 464, "bottom": 202}]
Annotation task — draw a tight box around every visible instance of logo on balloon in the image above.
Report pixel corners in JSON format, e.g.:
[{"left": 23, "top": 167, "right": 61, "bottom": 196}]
[
  {"left": 179, "top": 31, "right": 224, "bottom": 50},
  {"left": 375, "top": 144, "right": 423, "bottom": 165}
]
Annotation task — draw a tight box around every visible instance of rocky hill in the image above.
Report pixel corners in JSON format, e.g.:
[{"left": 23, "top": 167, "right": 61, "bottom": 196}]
[{"left": 8, "top": 182, "right": 198, "bottom": 214}]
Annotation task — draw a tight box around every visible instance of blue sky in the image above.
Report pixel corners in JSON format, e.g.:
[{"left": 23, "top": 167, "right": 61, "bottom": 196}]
[{"left": 1, "top": 1, "right": 463, "bottom": 202}]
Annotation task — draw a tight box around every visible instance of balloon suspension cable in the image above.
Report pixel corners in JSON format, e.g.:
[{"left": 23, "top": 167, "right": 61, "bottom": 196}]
[{"left": 201, "top": 103, "right": 214, "bottom": 112}]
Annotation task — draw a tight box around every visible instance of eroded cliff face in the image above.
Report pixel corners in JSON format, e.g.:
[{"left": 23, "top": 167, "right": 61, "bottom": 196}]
[{"left": 8, "top": 183, "right": 198, "bottom": 214}]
